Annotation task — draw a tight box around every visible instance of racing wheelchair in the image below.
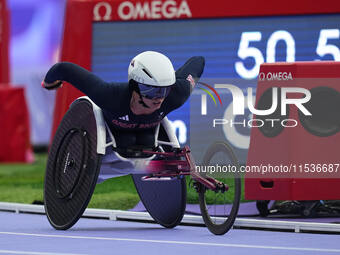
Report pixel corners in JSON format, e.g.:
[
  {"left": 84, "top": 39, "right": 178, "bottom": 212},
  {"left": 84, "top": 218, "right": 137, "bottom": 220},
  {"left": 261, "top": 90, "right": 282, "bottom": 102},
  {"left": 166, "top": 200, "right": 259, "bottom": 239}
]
[{"left": 44, "top": 97, "right": 241, "bottom": 235}]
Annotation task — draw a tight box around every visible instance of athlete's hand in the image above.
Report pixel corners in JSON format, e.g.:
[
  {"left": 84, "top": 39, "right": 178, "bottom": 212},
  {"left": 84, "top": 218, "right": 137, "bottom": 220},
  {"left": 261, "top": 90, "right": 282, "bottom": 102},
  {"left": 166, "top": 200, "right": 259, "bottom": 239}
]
[{"left": 41, "top": 80, "right": 63, "bottom": 90}]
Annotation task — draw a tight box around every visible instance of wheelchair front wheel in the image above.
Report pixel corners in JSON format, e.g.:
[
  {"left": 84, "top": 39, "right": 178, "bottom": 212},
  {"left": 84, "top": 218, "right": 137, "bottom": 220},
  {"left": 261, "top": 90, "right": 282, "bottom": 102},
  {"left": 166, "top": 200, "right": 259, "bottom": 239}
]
[{"left": 198, "top": 142, "right": 241, "bottom": 235}]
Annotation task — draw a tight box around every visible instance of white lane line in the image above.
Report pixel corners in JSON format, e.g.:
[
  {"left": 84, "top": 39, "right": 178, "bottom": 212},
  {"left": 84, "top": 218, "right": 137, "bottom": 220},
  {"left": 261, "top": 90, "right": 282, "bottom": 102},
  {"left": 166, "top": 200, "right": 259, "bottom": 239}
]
[
  {"left": 0, "top": 250, "right": 87, "bottom": 255},
  {"left": 0, "top": 231, "right": 339, "bottom": 253}
]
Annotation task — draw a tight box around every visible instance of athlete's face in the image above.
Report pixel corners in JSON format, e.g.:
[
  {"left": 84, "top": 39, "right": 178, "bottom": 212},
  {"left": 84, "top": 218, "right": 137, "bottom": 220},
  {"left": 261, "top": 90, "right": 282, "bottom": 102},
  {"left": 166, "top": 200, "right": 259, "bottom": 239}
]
[
  {"left": 137, "top": 83, "right": 170, "bottom": 112},
  {"left": 141, "top": 96, "right": 165, "bottom": 111}
]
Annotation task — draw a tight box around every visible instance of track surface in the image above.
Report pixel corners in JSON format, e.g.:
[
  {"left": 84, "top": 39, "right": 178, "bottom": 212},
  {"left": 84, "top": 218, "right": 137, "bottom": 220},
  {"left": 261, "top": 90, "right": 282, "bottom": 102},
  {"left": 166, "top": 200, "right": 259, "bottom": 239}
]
[{"left": 1, "top": 212, "right": 340, "bottom": 255}]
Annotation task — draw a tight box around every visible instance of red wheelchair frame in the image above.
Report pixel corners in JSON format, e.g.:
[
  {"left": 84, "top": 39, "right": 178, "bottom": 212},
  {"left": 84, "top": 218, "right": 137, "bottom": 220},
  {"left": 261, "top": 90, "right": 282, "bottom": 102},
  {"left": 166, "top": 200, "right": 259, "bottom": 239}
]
[
  {"left": 135, "top": 143, "right": 240, "bottom": 235},
  {"left": 143, "top": 146, "right": 227, "bottom": 192}
]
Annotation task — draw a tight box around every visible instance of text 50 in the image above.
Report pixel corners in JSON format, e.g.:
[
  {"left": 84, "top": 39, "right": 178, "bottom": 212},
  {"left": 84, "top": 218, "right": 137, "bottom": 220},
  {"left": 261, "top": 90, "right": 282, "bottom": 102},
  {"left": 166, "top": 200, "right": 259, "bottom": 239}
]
[{"left": 235, "top": 29, "right": 340, "bottom": 79}]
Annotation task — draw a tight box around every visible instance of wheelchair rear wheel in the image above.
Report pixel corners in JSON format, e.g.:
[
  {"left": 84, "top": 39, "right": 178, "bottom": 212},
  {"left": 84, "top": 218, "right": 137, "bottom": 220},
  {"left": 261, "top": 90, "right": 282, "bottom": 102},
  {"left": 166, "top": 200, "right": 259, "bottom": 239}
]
[{"left": 44, "top": 99, "right": 102, "bottom": 230}]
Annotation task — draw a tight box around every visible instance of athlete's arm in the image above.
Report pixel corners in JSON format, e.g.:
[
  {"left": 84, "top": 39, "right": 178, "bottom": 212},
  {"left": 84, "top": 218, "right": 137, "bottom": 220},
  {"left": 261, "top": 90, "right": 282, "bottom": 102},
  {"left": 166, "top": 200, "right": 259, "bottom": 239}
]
[
  {"left": 43, "top": 62, "right": 122, "bottom": 110},
  {"left": 165, "top": 56, "right": 205, "bottom": 110},
  {"left": 175, "top": 56, "right": 205, "bottom": 89}
]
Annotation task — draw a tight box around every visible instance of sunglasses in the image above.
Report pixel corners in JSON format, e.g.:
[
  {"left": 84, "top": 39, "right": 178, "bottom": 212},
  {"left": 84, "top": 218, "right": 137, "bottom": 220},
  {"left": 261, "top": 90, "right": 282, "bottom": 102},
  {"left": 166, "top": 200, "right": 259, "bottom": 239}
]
[{"left": 138, "top": 83, "right": 171, "bottom": 99}]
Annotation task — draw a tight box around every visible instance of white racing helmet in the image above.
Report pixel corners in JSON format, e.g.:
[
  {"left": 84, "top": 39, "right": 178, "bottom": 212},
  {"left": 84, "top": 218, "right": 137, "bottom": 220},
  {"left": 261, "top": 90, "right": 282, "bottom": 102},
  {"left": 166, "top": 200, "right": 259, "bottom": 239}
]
[{"left": 128, "top": 51, "right": 176, "bottom": 87}]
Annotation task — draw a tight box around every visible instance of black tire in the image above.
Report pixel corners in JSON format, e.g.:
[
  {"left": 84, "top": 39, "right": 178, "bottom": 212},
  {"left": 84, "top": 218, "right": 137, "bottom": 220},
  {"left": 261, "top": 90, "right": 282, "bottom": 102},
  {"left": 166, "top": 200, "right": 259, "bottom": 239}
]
[
  {"left": 44, "top": 99, "right": 102, "bottom": 230},
  {"left": 132, "top": 174, "right": 186, "bottom": 229},
  {"left": 256, "top": 200, "right": 270, "bottom": 217},
  {"left": 131, "top": 123, "right": 186, "bottom": 229},
  {"left": 198, "top": 142, "right": 241, "bottom": 235}
]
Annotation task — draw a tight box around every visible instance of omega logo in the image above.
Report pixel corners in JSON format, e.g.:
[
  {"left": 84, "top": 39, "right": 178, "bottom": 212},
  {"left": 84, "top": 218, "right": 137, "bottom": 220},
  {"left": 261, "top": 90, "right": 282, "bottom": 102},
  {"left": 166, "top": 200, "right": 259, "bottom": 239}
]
[{"left": 93, "top": 2, "right": 112, "bottom": 21}]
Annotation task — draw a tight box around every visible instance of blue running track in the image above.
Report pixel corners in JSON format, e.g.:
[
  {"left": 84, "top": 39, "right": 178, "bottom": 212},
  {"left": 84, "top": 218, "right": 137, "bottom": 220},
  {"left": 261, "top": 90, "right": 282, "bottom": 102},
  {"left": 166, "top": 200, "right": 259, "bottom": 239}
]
[{"left": 1, "top": 211, "right": 340, "bottom": 255}]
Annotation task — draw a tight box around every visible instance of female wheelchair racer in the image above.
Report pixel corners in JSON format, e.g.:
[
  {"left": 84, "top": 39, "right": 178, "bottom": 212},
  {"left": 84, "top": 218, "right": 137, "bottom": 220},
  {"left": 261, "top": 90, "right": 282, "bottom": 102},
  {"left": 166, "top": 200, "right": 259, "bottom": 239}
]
[{"left": 42, "top": 51, "right": 241, "bottom": 235}]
